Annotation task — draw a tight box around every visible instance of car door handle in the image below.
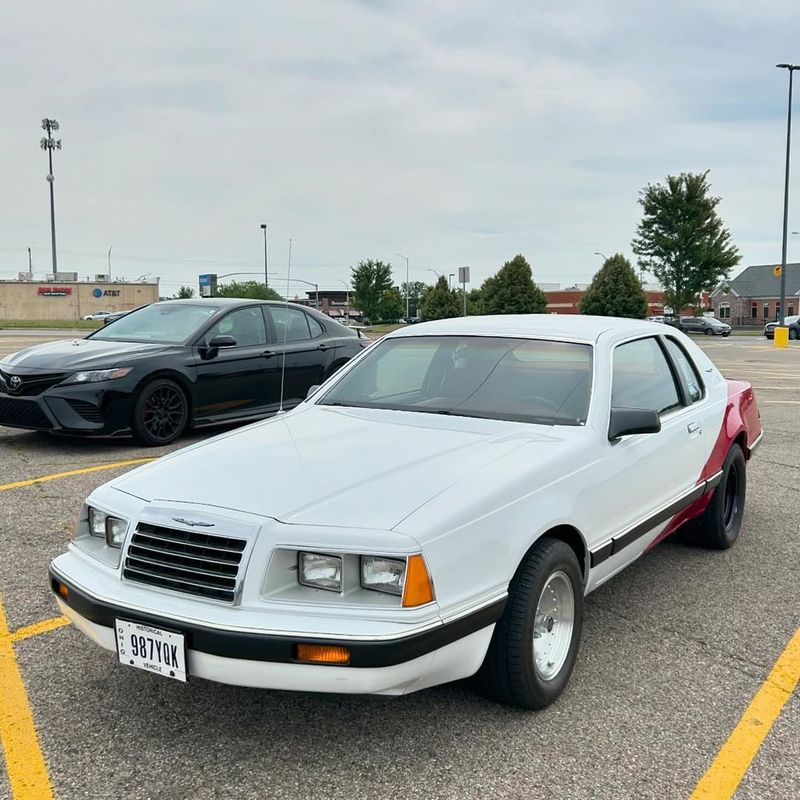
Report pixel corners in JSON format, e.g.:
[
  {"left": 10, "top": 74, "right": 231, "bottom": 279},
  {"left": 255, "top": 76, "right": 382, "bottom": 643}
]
[
  {"left": 262, "top": 350, "right": 276, "bottom": 359},
  {"left": 316, "top": 344, "right": 332, "bottom": 351},
  {"left": 687, "top": 422, "right": 701, "bottom": 435}
]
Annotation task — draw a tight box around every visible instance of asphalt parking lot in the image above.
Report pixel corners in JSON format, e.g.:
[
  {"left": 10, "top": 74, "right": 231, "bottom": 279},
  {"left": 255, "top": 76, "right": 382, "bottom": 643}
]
[{"left": 1, "top": 332, "right": 798, "bottom": 800}]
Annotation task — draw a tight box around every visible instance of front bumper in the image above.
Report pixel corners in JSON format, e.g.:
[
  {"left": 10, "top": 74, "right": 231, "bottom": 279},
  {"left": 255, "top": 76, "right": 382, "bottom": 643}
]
[{"left": 49, "top": 566, "right": 503, "bottom": 695}]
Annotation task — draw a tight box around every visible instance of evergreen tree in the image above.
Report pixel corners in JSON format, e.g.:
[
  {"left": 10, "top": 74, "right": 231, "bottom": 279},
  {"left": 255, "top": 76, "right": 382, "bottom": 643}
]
[
  {"left": 175, "top": 286, "right": 195, "bottom": 299},
  {"left": 579, "top": 253, "right": 648, "bottom": 318},
  {"left": 420, "top": 276, "right": 461, "bottom": 320},
  {"left": 480, "top": 254, "right": 547, "bottom": 315},
  {"left": 377, "top": 287, "right": 404, "bottom": 321}
]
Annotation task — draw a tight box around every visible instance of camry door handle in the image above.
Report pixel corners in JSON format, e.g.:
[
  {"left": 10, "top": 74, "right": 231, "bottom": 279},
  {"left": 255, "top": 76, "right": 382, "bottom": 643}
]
[
  {"left": 262, "top": 350, "right": 276, "bottom": 359},
  {"left": 317, "top": 344, "right": 332, "bottom": 351},
  {"left": 687, "top": 422, "right": 701, "bottom": 435}
]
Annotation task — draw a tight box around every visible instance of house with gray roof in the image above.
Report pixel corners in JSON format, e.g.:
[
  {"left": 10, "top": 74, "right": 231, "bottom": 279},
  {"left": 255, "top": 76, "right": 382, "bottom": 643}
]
[{"left": 711, "top": 262, "right": 800, "bottom": 326}]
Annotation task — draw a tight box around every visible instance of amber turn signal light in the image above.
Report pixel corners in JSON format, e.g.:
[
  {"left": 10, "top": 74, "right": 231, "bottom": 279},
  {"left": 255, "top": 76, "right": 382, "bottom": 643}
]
[
  {"left": 56, "top": 582, "right": 69, "bottom": 601},
  {"left": 401, "top": 554, "right": 435, "bottom": 608},
  {"left": 295, "top": 644, "right": 350, "bottom": 665}
]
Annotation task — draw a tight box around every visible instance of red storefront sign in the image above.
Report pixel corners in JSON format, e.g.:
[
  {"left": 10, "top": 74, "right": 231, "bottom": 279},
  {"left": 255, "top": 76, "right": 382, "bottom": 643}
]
[{"left": 37, "top": 286, "right": 73, "bottom": 297}]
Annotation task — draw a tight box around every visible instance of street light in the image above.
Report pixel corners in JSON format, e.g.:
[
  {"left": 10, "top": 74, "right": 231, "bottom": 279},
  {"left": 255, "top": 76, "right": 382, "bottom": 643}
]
[
  {"left": 427, "top": 268, "right": 441, "bottom": 279},
  {"left": 40, "top": 118, "right": 61, "bottom": 274},
  {"left": 776, "top": 63, "right": 799, "bottom": 328},
  {"left": 260, "top": 224, "right": 269, "bottom": 291},
  {"left": 448, "top": 273, "right": 455, "bottom": 289},
  {"left": 338, "top": 278, "right": 350, "bottom": 321},
  {"left": 593, "top": 251, "right": 608, "bottom": 260},
  {"left": 396, "top": 253, "right": 410, "bottom": 319}
]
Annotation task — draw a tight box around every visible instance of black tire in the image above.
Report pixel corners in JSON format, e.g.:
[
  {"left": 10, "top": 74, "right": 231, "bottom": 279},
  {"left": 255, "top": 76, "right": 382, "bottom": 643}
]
[
  {"left": 477, "top": 538, "right": 583, "bottom": 710},
  {"left": 132, "top": 379, "right": 189, "bottom": 446},
  {"left": 790, "top": 329, "right": 798, "bottom": 341},
  {"left": 693, "top": 444, "right": 746, "bottom": 549},
  {"left": 704, "top": 328, "right": 713, "bottom": 335}
]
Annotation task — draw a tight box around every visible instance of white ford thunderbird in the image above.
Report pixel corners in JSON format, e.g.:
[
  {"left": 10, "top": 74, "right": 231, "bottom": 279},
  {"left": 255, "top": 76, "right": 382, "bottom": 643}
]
[{"left": 50, "top": 315, "right": 762, "bottom": 708}]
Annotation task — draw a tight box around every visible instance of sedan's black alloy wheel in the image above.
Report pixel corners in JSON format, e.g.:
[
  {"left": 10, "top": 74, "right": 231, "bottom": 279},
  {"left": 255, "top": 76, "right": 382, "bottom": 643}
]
[{"left": 133, "top": 379, "right": 189, "bottom": 446}]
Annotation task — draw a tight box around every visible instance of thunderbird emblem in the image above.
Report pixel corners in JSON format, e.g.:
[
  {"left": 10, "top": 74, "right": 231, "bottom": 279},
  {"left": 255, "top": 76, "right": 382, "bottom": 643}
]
[{"left": 172, "top": 517, "right": 215, "bottom": 528}]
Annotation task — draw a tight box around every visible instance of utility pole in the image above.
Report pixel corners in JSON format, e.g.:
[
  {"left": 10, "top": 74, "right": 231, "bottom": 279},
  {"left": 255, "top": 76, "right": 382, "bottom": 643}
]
[
  {"left": 396, "top": 253, "right": 410, "bottom": 319},
  {"left": 260, "top": 224, "right": 269, "bottom": 291},
  {"left": 776, "top": 64, "right": 798, "bottom": 330},
  {"left": 40, "top": 118, "right": 61, "bottom": 274},
  {"left": 108, "top": 246, "right": 112, "bottom": 277}
]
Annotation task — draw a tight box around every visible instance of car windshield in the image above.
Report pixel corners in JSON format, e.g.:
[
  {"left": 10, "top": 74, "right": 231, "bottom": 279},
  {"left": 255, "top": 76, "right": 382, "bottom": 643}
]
[
  {"left": 318, "top": 336, "right": 593, "bottom": 426},
  {"left": 90, "top": 303, "right": 220, "bottom": 344}
]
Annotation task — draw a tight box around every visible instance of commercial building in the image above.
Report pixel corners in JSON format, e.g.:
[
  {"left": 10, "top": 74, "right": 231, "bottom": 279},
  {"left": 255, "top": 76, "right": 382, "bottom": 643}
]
[
  {"left": 294, "top": 289, "right": 363, "bottom": 321},
  {"left": 544, "top": 286, "right": 665, "bottom": 316},
  {"left": 0, "top": 275, "right": 160, "bottom": 321},
  {"left": 711, "top": 263, "right": 800, "bottom": 326}
]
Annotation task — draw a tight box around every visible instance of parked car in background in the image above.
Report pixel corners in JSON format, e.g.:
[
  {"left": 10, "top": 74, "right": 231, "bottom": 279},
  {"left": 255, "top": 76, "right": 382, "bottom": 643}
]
[
  {"left": 648, "top": 315, "right": 666, "bottom": 323},
  {"left": 82, "top": 311, "right": 112, "bottom": 321},
  {"left": 676, "top": 316, "right": 731, "bottom": 336},
  {"left": 49, "top": 315, "right": 761, "bottom": 709},
  {"left": 102, "top": 309, "right": 137, "bottom": 326},
  {"left": 0, "top": 299, "right": 366, "bottom": 445},
  {"left": 763, "top": 314, "right": 800, "bottom": 340}
]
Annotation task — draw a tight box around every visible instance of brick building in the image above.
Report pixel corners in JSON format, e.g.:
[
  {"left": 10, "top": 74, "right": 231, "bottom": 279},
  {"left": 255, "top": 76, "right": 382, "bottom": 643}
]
[
  {"left": 711, "top": 263, "right": 800, "bottom": 326},
  {"left": 544, "top": 288, "right": 665, "bottom": 316}
]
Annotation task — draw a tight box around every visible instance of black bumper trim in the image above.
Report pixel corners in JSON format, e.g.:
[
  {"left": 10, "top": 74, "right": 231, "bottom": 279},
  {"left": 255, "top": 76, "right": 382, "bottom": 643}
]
[{"left": 49, "top": 569, "right": 506, "bottom": 668}]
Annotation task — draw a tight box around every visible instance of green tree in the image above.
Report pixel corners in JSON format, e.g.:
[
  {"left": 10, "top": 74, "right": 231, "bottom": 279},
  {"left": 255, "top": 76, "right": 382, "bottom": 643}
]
[
  {"left": 400, "top": 280, "right": 428, "bottom": 318},
  {"left": 420, "top": 275, "right": 461, "bottom": 320},
  {"left": 175, "top": 285, "right": 195, "bottom": 299},
  {"left": 481, "top": 254, "right": 547, "bottom": 315},
  {"left": 579, "top": 253, "right": 648, "bottom": 318},
  {"left": 632, "top": 171, "right": 740, "bottom": 314},
  {"left": 215, "top": 280, "right": 282, "bottom": 301},
  {"left": 377, "top": 287, "right": 404, "bottom": 321},
  {"left": 466, "top": 288, "right": 483, "bottom": 316},
  {"left": 351, "top": 260, "right": 393, "bottom": 323}
]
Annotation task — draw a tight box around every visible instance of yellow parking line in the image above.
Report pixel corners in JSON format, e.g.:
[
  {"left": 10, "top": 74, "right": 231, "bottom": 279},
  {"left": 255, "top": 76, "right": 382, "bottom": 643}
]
[
  {"left": 9, "top": 617, "right": 70, "bottom": 644},
  {"left": 0, "top": 597, "right": 54, "bottom": 800},
  {"left": 0, "top": 457, "right": 157, "bottom": 492},
  {"left": 690, "top": 628, "right": 800, "bottom": 799}
]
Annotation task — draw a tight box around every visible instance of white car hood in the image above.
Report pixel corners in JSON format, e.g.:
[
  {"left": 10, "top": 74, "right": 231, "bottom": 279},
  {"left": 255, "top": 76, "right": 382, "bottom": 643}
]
[{"left": 110, "top": 405, "right": 559, "bottom": 531}]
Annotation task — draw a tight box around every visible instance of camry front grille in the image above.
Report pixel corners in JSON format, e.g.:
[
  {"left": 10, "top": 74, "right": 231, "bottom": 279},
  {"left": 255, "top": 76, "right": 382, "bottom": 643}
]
[
  {"left": 0, "top": 398, "right": 53, "bottom": 429},
  {"left": 123, "top": 523, "right": 247, "bottom": 603},
  {"left": 0, "top": 370, "right": 68, "bottom": 396}
]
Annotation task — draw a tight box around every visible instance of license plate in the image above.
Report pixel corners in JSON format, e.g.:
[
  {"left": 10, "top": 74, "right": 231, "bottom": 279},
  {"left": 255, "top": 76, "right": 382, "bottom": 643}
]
[{"left": 114, "top": 619, "right": 187, "bottom": 682}]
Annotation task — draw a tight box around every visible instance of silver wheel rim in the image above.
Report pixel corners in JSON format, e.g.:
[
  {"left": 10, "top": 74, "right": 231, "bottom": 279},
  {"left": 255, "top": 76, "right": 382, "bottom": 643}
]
[{"left": 533, "top": 571, "right": 575, "bottom": 681}]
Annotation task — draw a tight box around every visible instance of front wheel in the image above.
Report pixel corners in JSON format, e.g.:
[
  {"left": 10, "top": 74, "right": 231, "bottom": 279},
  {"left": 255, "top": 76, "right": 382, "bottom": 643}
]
[
  {"left": 705, "top": 328, "right": 713, "bottom": 335},
  {"left": 790, "top": 329, "right": 798, "bottom": 341},
  {"left": 132, "top": 379, "right": 189, "bottom": 446},
  {"left": 477, "top": 538, "right": 583, "bottom": 709}
]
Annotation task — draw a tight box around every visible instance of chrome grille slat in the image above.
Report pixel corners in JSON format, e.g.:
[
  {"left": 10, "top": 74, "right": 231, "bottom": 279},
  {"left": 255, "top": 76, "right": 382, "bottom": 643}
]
[{"left": 124, "top": 523, "right": 246, "bottom": 603}]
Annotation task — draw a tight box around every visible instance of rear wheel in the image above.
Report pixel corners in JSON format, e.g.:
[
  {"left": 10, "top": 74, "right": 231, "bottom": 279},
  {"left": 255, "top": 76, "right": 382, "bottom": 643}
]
[
  {"left": 132, "top": 379, "right": 189, "bottom": 446},
  {"left": 692, "top": 444, "right": 746, "bottom": 549},
  {"left": 704, "top": 328, "right": 713, "bottom": 335},
  {"left": 790, "top": 329, "right": 798, "bottom": 341},
  {"left": 477, "top": 538, "right": 583, "bottom": 709}
]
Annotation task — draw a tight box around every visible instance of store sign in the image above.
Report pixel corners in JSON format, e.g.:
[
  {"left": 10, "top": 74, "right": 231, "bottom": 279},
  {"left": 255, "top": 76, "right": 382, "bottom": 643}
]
[
  {"left": 38, "top": 287, "right": 72, "bottom": 297},
  {"left": 93, "top": 288, "right": 121, "bottom": 297}
]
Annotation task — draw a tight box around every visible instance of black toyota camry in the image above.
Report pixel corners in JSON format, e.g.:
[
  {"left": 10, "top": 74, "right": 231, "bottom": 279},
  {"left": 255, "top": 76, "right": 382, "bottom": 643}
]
[{"left": 0, "top": 299, "right": 367, "bottom": 445}]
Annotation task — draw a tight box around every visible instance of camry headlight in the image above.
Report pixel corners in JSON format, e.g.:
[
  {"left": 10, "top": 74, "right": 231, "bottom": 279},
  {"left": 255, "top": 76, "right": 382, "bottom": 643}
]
[
  {"left": 361, "top": 556, "right": 405, "bottom": 595},
  {"left": 88, "top": 507, "right": 129, "bottom": 548},
  {"left": 63, "top": 367, "right": 132, "bottom": 385},
  {"left": 298, "top": 552, "right": 342, "bottom": 592}
]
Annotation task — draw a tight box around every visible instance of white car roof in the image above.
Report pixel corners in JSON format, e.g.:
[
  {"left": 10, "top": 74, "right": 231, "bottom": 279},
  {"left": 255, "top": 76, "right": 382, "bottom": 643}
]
[{"left": 386, "top": 314, "right": 662, "bottom": 344}]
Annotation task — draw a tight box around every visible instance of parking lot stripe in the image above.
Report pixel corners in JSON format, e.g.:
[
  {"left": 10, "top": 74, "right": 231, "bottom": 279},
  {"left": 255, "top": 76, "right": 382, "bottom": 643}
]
[
  {"left": 0, "top": 457, "right": 157, "bottom": 493},
  {"left": 0, "top": 597, "right": 54, "bottom": 800},
  {"left": 9, "top": 617, "right": 70, "bottom": 644},
  {"left": 690, "top": 627, "right": 800, "bottom": 800}
]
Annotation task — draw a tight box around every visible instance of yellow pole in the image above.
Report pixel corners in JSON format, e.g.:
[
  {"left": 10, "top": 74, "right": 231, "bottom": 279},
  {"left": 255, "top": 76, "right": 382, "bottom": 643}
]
[{"left": 774, "top": 326, "right": 789, "bottom": 348}]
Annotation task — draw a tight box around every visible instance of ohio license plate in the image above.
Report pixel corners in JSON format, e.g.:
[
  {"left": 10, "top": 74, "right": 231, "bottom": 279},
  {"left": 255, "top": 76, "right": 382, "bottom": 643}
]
[{"left": 114, "top": 619, "right": 187, "bottom": 682}]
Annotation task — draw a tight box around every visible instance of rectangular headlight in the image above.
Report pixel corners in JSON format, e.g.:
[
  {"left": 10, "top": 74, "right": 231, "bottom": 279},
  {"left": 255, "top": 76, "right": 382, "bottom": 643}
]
[
  {"left": 361, "top": 556, "right": 405, "bottom": 596},
  {"left": 298, "top": 552, "right": 342, "bottom": 593},
  {"left": 88, "top": 507, "right": 128, "bottom": 548}
]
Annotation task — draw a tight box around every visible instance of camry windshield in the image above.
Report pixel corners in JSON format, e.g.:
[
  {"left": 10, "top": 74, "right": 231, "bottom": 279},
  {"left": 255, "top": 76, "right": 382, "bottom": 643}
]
[
  {"left": 319, "top": 336, "right": 593, "bottom": 426},
  {"left": 90, "top": 303, "right": 220, "bottom": 344}
]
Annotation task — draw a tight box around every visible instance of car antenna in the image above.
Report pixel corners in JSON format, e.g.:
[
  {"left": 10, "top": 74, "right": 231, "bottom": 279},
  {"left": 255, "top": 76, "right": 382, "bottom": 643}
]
[{"left": 276, "top": 237, "right": 292, "bottom": 415}]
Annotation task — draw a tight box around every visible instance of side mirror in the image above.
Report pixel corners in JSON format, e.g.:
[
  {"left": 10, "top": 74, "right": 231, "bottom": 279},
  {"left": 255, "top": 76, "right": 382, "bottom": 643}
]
[
  {"left": 306, "top": 384, "right": 321, "bottom": 399},
  {"left": 208, "top": 335, "right": 237, "bottom": 349},
  {"left": 608, "top": 407, "right": 661, "bottom": 441}
]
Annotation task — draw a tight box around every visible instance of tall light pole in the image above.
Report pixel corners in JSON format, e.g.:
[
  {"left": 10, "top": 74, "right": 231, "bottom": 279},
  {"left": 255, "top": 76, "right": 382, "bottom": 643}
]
[
  {"left": 40, "top": 118, "right": 61, "bottom": 274},
  {"left": 593, "top": 251, "right": 608, "bottom": 261},
  {"left": 260, "top": 224, "right": 269, "bottom": 292},
  {"left": 338, "top": 278, "right": 350, "bottom": 321},
  {"left": 396, "top": 252, "right": 410, "bottom": 319},
  {"left": 107, "top": 246, "right": 112, "bottom": 278},
  {"left": 777, "top": 64, "right": 798, "bottom": 327}
]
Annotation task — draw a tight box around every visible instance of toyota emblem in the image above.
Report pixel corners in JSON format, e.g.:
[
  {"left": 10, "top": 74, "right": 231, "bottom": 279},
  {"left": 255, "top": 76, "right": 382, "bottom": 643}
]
[{"left": 8, "top": 376, "right": 22, "bottom": 392}]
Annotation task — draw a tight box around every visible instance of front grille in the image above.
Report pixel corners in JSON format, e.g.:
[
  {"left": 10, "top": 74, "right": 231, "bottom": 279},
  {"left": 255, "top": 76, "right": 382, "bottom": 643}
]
[
  {"left": 123, "top": 523, "right": 247, "bottom": 603},
  {"left": 0, "top": 370, "right": 68, "bottom": 396},
  {"left": 66, "top": 399, "right": 104, "bottom": 424},
  {"left": 0, "top": 398, "right": 53, "bottom": 429}
]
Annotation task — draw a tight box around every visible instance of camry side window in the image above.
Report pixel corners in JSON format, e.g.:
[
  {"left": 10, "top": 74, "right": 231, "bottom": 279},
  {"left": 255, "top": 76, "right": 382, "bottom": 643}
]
[
  {"left": 270, "top": 307, "right": 311, "bottom": 342},
  {"left": 664, "top": 338, "right": 703, "bottom": 403},
  {"left": 307, "top": 315, "right": 325, "bottom": 338},
  {"left": 205, "top": 307, "right": 267, "bottom": 347},
  {"left": 612, "top": 338, "right": 681, "bottom": 415}
]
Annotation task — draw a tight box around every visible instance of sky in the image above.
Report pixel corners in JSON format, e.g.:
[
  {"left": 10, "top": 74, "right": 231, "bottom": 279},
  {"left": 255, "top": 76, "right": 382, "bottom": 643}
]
[{"left": 1, "top": 0, "right": 799, "bottom": 298}]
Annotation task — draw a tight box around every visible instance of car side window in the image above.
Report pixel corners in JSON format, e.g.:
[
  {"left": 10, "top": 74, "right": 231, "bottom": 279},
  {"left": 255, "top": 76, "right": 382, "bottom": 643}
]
[
  {"left": 307, "top": 315, "right": 325, "bottom": 338},
  {"left": 205, "top": 307, "right": 267, "bottom": 347},
  {"left": 270, "top": 307, "right": 311, "bottom": 342},
  {"left": 664, "top": 338, "right": 703, "bottom": 403},
  {"left": 612, "top": 337, "right": 681, "bottom": 415}
]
